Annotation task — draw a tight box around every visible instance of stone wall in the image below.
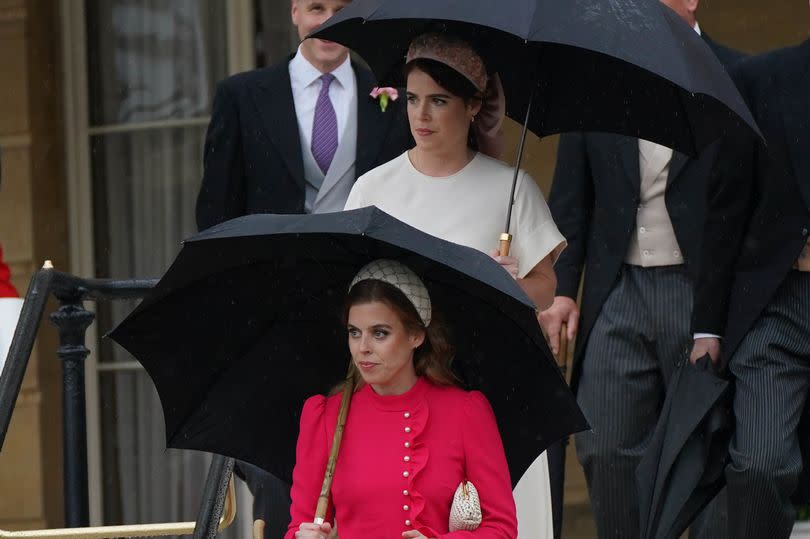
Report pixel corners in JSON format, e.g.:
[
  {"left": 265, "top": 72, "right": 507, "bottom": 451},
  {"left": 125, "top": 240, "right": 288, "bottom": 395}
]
[{"left": 0, "top": 0, "right": 68, "bottom": 530}]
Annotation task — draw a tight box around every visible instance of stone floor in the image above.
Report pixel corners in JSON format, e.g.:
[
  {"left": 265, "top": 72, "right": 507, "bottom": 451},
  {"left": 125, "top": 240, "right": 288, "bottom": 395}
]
[
  {"left": 561, "top": 502, "right": 597, "bottom": 538},
  {"left": 561, "top": 504, "right": 689, "bottom": 539}
]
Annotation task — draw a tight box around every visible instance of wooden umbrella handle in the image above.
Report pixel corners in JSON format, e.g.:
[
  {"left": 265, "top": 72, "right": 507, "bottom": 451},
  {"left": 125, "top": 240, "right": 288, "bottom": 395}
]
[
  {"left": 253, "top": 519, "right": 265, "bottom": 539},
  {"left": 314, "top": 373, "right": 355, "bottom": 524},
  {"left": 558, "top": 322, "right": 569, "bottom": 370},
  {"left": 499, "top": 233, "right": 512, "bottom": 257},
  {"left": 560, "top": 322, "right": 568, "bottom": 365}
]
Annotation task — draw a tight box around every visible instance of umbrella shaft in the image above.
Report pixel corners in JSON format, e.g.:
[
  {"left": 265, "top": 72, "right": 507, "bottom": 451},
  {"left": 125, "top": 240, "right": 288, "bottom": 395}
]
[
  {"left": 315, "top": 372, "right": 355, "bottom": 522},
  {"left": 504, "top": 88, "right": 536, "bottom": 234}
]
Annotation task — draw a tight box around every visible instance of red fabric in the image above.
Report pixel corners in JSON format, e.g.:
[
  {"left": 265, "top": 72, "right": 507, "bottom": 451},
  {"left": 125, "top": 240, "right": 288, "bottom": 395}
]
[
  {"left": 285, "top": 377, "right": 518, "bottom": 539},
  {"left": 0, "top": 246, "right": 18, "bottom": 298}
]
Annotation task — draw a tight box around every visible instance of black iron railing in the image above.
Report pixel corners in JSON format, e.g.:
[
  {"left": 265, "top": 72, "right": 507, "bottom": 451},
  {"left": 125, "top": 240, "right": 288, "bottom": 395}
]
[{"left": 0, "top": 263, "right": 232, "bottom": 537}]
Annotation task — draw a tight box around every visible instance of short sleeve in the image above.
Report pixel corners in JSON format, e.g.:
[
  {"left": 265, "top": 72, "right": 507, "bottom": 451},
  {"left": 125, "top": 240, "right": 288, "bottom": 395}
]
[
  {"left": 512, "top": 171, "right": 567, "bottom": 278},
  {"left": 284, "top": 395, "right": 332, "bottom": 539},
  {"left": 437, "top": 391, "right": 518, "bottom": 539}
]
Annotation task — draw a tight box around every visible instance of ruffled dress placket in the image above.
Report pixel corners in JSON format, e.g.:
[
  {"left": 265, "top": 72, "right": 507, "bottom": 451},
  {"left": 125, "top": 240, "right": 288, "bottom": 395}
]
[{"left": 366, "top": 378, "right": 433, "bottom": 536}]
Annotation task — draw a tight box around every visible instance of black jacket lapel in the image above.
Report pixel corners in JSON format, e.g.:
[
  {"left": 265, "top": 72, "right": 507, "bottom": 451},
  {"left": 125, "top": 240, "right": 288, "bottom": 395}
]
[
  {"left": 355, "top": 64, "right": 394, "bottom": 176},
  {"left": 780, "top": 42, "right": 810, "bottom": 211},
  {"left": 253, "top": 61, "right": 306, "bottom": 191},
  {"left": 617, "top": 136, "right": 641, "bottom": 195},
  {"left": 667, "top": 151, "right": 689, "bottom": 185}
]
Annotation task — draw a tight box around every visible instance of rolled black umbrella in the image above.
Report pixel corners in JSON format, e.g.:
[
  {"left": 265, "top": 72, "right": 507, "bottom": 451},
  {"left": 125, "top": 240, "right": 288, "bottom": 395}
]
[
  {"left": 108, "top": 207, "right": 588, "bottom": 487},
  {"left": 636, "top": 354, "right": 732, "bottom": 539}
]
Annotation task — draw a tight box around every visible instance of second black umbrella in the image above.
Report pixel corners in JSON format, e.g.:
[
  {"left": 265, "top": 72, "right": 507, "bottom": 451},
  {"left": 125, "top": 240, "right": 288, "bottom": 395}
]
[{"left": 108, "top": 207, "right": 589, "bottom": 486}]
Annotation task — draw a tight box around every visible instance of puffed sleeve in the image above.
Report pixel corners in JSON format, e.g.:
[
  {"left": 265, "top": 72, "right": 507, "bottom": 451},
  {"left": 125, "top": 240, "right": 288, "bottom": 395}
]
[
  {"left": 437, "top": 391, "right": 518, "bottom": 539},
  {"left": 284, "top": 395, "right": 332, "bottom": 539},
  {"left": 512, "top": 170, "right": 566, "bottom": 278}
]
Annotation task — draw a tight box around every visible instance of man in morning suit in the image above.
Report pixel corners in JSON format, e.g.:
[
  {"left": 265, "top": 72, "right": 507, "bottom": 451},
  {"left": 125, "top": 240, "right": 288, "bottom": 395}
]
[
  {"left": 689, "top": 32, "right": 810, "bottom": 539},
  {"left": 195, "top": 2, "right": 409, "bottom": 537},
  {"left": 538, "top": 1, "right": 742, "bottom": 537},
  {"left": 195, "top": 0, "right": 410, "bottom": 230}
]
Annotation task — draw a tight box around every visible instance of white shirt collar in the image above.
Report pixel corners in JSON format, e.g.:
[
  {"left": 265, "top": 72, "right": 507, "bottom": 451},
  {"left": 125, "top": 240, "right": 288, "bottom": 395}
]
[
  {"left": 693, "top": 21, "right": 702, "bottom": 36},
  {"left": 289, "top": 44, "right": 353, "bottom": 90}
]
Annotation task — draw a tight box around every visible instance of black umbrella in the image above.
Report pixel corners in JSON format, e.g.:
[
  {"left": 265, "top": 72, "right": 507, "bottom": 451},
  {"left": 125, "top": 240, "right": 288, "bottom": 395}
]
[
  {"left": 311, "top": 0, "right": 760, "bottom": 157},
  {"left": 108, "top": 207, "right": 588, "bottom": 487},
  {"left": 636, "top": 355, "right": 732, "bottom": 539},
  {"left": 310, "top": 0, "right": 761, "bottom": 240}
]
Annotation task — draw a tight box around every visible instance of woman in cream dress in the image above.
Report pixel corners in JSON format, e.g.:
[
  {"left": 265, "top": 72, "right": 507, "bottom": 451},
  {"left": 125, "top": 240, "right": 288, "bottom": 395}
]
[{"left": 345, "top": 32, "right": 566, "bottom": 539}]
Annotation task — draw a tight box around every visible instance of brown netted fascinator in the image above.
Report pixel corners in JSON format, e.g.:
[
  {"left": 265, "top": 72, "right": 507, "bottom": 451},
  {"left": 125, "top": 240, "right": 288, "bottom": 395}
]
[{"left": 406, "top": 32, "right": 489, "bottom": 93}]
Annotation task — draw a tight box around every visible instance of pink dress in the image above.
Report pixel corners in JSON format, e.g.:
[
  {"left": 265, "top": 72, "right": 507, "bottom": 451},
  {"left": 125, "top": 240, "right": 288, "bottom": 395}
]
[{"left": 284, "top": 377, "right": 518, "bottom": 539}]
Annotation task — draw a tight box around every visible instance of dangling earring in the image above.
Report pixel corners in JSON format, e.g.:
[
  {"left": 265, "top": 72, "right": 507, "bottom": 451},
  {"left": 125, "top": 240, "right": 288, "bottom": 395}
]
[{"left": 471, "top": 115, "right": 476, "bottom": 124}]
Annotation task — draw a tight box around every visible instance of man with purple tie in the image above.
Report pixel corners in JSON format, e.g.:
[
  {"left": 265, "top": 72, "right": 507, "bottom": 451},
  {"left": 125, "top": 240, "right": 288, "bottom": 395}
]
[{"left": 195, "top": 0, "right": 409, "bottom": 230}]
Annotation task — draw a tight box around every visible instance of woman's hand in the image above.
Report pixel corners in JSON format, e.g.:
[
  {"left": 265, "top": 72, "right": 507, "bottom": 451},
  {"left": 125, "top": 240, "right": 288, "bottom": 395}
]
[
  {"left": 489, "top": 249, "right": 519, "bottom": 279},
  {"left": 490, "top": 249, "right": 557, "bottom": 311},
  {"left": 402, "top": 530, "right": 433, "bottom": 539},
  {"left": 295, "top": 522, "right": 332, "bottom": 539}
]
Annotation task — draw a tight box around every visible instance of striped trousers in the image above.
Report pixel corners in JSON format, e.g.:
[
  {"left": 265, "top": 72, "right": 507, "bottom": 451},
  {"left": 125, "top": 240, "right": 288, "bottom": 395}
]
[
  {"left": 726, "top": 271, "right": 810, "bottom": 539},
  {"left": 575, "top": 264, "right": 724, "bottom": 538}
]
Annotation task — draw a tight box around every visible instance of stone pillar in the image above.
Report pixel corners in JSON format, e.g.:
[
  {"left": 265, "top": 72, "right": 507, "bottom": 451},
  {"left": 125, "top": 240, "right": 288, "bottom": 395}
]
[{"left": 0, "top": 0, "right": 67, "bottom": 530}]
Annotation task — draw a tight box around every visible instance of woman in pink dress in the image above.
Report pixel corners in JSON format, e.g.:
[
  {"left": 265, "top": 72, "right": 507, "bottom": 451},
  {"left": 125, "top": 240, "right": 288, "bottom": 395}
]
[{"left": 286, "top": 259, "right": 517, "bottom": 539}]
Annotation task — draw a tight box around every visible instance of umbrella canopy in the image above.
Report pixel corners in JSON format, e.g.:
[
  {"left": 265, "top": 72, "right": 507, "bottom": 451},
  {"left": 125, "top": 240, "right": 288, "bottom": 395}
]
[
  {"left": 108, "top": 207, "right": 588, "bottom": 487},
  {"left": 310, "top": 0, "right": 761, "bottom": 156},
  {"left": 636, "top": 355, "right": 732, "bottom": 539}
]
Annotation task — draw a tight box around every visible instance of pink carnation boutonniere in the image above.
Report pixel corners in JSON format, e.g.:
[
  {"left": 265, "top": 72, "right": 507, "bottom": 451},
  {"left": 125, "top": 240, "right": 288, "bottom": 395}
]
[{"left": 370, "top": 86, "right": 398, "bottom": 112}]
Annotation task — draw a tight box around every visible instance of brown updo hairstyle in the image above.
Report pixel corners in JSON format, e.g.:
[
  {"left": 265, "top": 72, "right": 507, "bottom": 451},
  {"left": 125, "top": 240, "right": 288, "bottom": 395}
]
[{"left": 336, "top": 278, "right": 458, "bottom": 392}]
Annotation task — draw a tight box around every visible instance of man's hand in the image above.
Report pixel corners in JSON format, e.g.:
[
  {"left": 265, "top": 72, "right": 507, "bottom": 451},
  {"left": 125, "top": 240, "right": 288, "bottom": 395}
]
[
  {"left": 689, "top": 337, "right": 721, "bottom": 366},
  {"left": 538, "top": 296, "right": 580, "bottom": 357}
]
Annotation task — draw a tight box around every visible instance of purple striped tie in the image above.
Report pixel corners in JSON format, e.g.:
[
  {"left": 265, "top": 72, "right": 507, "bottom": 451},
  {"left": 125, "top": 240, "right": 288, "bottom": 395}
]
[{"left": 311, "top": 74, "right": 338, "bottom": 174}]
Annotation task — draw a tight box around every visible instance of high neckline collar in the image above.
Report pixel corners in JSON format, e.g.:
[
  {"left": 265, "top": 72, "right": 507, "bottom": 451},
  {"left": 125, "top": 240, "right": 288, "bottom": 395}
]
[{"left": 362, "top": 376, "right": 430, "bottom": 411}]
